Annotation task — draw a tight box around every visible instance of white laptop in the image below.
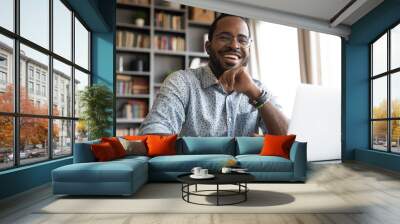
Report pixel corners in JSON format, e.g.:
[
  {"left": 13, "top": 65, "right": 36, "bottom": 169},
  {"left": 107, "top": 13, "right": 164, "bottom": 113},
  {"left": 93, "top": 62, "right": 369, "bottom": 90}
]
[{"left": 288, "top": 84, "right": 341, "bottom": 161}]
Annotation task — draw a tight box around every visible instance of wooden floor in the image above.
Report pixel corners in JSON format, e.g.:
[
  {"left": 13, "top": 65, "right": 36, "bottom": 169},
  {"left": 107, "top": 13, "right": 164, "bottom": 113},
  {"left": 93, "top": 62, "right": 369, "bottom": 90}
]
[{"left": 1, "top": 161, "right": 400, "bottom": 224}]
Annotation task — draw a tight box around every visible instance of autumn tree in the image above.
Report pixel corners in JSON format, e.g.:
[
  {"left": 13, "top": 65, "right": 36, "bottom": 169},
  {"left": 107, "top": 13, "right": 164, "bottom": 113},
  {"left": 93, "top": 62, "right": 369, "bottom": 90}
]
[
  {"left": 372, "top": 99, "right": 400, "bottom": 143},
  {"left": 0, "top": 84, "right": 60, "bottom": 152}
]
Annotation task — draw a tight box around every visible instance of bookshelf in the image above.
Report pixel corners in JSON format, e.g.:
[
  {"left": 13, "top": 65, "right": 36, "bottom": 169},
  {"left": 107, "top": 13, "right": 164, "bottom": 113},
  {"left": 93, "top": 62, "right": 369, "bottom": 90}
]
[{"left": 116, "top": 0, "right": 215, "bottom": 136}]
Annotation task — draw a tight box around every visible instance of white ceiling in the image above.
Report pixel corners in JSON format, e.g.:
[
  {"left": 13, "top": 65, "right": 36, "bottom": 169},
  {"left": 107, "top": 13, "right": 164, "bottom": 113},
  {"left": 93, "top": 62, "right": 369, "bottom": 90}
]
[
  {"left": 168, "top": 0, "right": 384, "bottom": 38},
  {"left": 227, "top": 0, "right": 352, "bottom": 23}
]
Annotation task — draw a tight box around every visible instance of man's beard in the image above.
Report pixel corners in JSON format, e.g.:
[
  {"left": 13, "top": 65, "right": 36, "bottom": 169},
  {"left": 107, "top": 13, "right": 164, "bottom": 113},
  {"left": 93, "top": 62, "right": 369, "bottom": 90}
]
[
  {"left": 208, "top": 47, "right": 248, "bottom": 79},
  {"left": 208, "top": 49, "right": 225, "bottom": 79}
]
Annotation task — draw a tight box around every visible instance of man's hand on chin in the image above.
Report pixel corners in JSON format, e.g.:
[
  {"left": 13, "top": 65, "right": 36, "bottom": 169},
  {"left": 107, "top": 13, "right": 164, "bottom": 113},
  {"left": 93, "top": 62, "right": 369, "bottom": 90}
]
[{"left": 218, "top": 63, "right": 261, "bottom": 100}]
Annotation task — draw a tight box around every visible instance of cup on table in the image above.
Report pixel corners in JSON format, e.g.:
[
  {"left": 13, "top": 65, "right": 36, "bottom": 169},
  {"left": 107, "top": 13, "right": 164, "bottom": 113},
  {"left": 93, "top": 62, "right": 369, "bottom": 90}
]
[
  {"left": 199, "top": 169, "right": 208, "bottom": 176},
  {"left": 221, "top": 167, "right": 232, "bottom": 174},
  {"left": 191, "top": 167, "right": 202, "bottom": 176}
]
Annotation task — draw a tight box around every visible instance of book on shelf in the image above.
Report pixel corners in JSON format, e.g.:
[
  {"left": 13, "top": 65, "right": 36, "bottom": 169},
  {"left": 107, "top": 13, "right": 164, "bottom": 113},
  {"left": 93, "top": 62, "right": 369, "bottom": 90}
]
[
  {"left": 116, "top": 127, "right": 140, "bottom": 136},
  {"left": 117, "top": 76, "right": 149, "bottom": 95},
  {"left": 189, "top": 7, "right": 215, "bottom": 23},
  {"left": 117, "top": 0, "right": 150, "bottom": 6},
  {"left": 116, "top": 30, "right": 150, "bottom": 48},
  {"left": 155, "top": 12, "right": 183, "bottom": 30},
  {"left": 154, "top": 34, "right": 185, "bottom": 51},
  {"left": 118, "top": 100, "right": 148, "bottom": 119}
]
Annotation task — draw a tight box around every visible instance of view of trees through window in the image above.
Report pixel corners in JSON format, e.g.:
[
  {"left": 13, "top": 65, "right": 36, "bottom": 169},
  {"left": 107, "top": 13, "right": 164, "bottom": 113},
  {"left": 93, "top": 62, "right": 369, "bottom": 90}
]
[
  {"left": 371, "top": 23, "right": 400, "bottom": 153},
  {"left": 0, "top": 0, "right": 90, "bottom": 170}
]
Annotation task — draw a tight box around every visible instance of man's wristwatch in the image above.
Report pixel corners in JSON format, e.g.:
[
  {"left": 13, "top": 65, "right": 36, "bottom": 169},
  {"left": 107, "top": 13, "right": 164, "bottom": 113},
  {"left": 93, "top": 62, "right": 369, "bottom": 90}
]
[{"left": 248, "top": 89, "right": 269, "bottom": 109}]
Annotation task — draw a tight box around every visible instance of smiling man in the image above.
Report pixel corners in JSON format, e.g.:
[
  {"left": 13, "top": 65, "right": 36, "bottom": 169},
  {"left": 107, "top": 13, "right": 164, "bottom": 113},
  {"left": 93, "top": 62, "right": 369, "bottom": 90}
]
[{"left": 139, "top": 14, "right": 288, "bottom": 136}]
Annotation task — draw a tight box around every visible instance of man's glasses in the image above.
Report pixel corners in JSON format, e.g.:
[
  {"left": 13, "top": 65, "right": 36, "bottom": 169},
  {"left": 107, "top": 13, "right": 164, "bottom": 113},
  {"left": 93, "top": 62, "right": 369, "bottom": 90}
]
[{"left": 215, "top": 34, "right": 252, "bottom": 48}]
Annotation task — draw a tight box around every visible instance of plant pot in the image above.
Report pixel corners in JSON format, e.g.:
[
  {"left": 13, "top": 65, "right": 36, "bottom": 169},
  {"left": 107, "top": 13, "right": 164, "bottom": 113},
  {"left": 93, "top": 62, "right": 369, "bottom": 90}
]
[{"left": 135, "top": 18, "right": 145, "bottom": 27}]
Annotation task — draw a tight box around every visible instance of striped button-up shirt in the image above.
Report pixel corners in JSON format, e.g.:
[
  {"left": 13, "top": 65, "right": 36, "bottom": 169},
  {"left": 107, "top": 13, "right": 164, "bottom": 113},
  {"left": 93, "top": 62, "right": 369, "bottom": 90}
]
[{"left": 139, "top": 65, "right": 279, "bottom": 136}]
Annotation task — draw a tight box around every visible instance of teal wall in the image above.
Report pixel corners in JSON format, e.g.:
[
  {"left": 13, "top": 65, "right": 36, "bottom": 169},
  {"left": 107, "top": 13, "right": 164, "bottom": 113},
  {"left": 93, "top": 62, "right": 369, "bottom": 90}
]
[
  {"left": 0, "top": 0, "right": 115, "bottom": 200},
  {"left": 343, "top": 0, "right": 400, "bottom": 171},
  {"left": 0, "top": 158, "right": 72, "bottom": 199},
  {"left": 91, "top": 0, "right": 116, "bottom": 136}
]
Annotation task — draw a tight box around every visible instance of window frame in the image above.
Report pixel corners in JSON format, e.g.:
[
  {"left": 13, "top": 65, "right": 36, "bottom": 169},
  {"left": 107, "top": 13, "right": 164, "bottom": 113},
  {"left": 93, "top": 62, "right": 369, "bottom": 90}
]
[
  {"left": 0, "top": 0, "right": 92, "bottom": 171},
  {"left": 370, "top": 20, "right": 400, "bottom": 154}
]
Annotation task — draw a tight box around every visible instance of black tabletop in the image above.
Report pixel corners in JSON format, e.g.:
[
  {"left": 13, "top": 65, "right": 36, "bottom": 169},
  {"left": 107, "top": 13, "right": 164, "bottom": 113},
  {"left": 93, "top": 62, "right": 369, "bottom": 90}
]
[{"left": 177, "top": 172, "right": 255, "bottom": 185}]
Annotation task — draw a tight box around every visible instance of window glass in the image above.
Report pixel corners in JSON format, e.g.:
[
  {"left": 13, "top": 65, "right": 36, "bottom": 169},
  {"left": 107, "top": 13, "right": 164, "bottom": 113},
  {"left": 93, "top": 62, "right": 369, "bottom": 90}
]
[
  {"left": 372, "top": 34, "right": 387, "bottom": 76},
  {"left": 391, "top": 24, "right": 400, "bottom": 70},
  {"left": 74, "top": 69, "right": 89, "bottom": 118},
  {"left": 74, "top": 18, "right": 89, "bottom": 70},
  {"left": 0, "top": 0, "right": 14, "bottom": 31},
  {"left": 20, "top": 0, "right": 49, "bottom": 49},
  {"left": 391, "top": 72, "right": 400, "bottom": 118},
  {"left": 372, "top": 77, "right": 387, "bottom": 119},
  {"left": 0, "top": 116, "right": 13, "bottom": 170},
  {"left": 53, "top": 0, "right": 72, "bottom": 60},
  {"left": 372, "top": 121, "right": 388, "bottom": 151},
  {"left": 391, "top": 120, "right": 400, "bottom": 153},
  {"left": 20, "top": 44, "right": 49, "bottom": 115},
  {"left": 53, "top": 119, "right": 72, "bottom": 158},
  {"left": 53, "top": 59, "right": 72, "bottom": 117},
  {"left": 0, "top": 35, "right": 14, "bottom": 113},
  {"left": 20, "top": 117, "right": 49, "bottom": 165},
  {"left": 75, "top": 120, "right": 88, "bottom": 143}
]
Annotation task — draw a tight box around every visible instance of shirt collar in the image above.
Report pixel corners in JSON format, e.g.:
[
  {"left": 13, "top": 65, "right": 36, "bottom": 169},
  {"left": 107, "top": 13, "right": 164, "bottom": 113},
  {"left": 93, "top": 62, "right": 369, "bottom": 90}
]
[{"left": 201, "top": 65, "right": 219, "bottom": 89}]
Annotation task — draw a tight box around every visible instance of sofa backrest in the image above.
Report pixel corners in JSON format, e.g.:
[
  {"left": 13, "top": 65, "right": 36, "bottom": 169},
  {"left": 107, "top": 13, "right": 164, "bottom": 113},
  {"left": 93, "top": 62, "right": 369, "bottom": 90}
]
[
  {"left": 73, "top": 139, "right": 100, "bottom": 163},
  {"left": 235, "top": 137, "right": 264, "bottom": 155},
  {"left": 178, "top": 137, "right": 236, "bottom": 155}
]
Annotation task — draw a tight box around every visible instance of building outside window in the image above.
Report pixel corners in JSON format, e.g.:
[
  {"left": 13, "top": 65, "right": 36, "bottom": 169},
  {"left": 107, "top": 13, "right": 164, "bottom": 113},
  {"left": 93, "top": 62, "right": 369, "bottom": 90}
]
[
  {"left": 41, "top": 85, "right": 46, "bottom": 97},
  {"left": 28, "top": 81, "right": 34, "bottom": 94},
  {"left": 28, "top": 66, "right": 34, "bottom": 80},
  {"left": 35, "top": 70, "right": 40, "bottom": 81},
  {"left": 0, "top": 54, "right": 7, "bottom": 89}
]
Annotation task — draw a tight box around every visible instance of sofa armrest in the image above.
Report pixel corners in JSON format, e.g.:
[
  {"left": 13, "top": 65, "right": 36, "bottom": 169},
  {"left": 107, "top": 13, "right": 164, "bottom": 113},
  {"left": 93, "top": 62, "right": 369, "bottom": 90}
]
[
  {"left": 73, "top": 140, "right": 100, "bottom": 163},
  {"left": 289, "top": 141, "right": 307, "bottom": 181}
]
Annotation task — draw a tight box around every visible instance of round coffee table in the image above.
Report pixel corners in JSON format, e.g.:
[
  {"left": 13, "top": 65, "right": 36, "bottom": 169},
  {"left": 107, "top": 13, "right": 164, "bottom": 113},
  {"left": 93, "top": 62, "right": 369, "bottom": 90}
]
[{"left": 177, "top": 172, "right": 255, "bottom": 206}]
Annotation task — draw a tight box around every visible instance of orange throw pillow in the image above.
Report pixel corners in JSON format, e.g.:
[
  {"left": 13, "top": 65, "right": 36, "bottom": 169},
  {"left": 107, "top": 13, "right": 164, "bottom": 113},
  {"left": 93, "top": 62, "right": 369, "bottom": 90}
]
[
  {"left": 124, "top": 135, "right": 148, "bottom": 141},
  {"left": 260, "top": 134, "right": 296, "bottom": 159},
  {"left": 146, "top": 135, "right": 178, "bottom": 157},
  {"left": 101, "top": 137, "right": 126, "bottom": 158},
  {"left": 91, "top": 142, "right": 117, "bottom": 161}
]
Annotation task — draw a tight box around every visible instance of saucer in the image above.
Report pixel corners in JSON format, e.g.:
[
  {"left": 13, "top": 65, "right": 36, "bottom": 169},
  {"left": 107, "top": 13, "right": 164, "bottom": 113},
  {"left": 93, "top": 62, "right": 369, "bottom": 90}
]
[{"left": 190, "top": 174, "right": 215, "bottom": 179}]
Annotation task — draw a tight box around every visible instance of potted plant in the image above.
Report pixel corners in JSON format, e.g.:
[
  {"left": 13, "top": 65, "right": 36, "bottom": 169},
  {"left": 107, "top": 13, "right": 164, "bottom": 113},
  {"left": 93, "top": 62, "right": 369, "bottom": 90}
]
[{"left": 79, "top": 84, "right": 113, "bottom": 140}]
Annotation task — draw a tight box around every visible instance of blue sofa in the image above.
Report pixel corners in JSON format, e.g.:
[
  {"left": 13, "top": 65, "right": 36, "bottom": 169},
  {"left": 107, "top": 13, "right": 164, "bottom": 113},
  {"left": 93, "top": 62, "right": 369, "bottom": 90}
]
[{"left": 52, "top": 137, "right": 307, "bottom": 196}]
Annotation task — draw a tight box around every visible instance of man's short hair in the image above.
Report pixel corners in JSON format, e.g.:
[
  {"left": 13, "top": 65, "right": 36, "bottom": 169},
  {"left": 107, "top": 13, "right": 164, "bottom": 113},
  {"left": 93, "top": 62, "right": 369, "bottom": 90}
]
[{"left": 208, "top": 13, "right": 251, "bottom": 41}]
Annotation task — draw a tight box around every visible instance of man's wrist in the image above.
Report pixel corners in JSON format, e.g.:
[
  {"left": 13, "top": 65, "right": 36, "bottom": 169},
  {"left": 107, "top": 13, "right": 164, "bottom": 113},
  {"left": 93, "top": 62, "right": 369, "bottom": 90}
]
[
  {"left": 246, "top": 85, "right": 262, "bottom": 101},
  {"left": 248, "top": 88, "right": 270, "bottom": 108}
]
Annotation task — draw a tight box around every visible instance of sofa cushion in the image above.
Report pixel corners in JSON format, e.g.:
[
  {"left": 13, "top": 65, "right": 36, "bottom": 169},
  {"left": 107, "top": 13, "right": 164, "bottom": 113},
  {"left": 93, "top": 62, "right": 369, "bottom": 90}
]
[
  {"left": 91, "top": 142, "right": 118, "bottom": 161},
  {"left": 101, "top": 137, "right": 127, "bottom": 158},
  {"left": 236, "top": 155, "right": 293, "bottom": 172},
  {"left": 260, "top": 134, "right": 296, "bottom": 159},
  {"left": 180, "top": 137, "right": 235, "bottom": 155},
  {"left": 52, "top": 158, "right": 147, "bottom": 183},
  {"left": 235, "top": 137, "right": 263, "bottom": 155},
  {"left": 146, "top": 135, "right": 178, "bottom": 157},
  {"left": 148, "top": 154, "right": 235, "bottom": 172},
  {"left": 119, "top": 138, "right": 147, "bottom": 156}
]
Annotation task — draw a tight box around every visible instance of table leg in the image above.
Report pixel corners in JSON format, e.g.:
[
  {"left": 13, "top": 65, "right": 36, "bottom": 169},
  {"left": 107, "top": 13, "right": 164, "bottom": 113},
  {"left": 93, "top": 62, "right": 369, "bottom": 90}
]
[
  {"left": 217, "top": 184, "right": 219, "bottom": 206},
  {"left": 245, "top": 183, "right": 247, "bottom": 201},
  {"left": 195, "top": 184, "right": 197, "bottom": 192},
  {"left": 187, "top": 184, "right": 190, "bottom": 202}
]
